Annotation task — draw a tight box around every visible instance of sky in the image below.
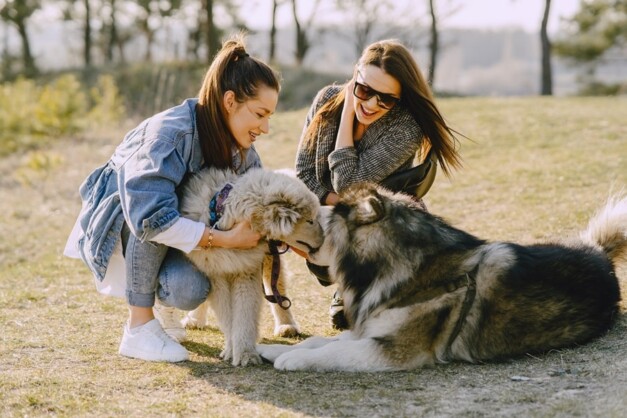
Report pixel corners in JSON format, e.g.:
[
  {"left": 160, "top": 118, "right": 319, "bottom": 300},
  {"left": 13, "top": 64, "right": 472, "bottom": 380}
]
[
  {"left": 443, "top": 0, "right": 581, "bottom": 32},
  {"left": 246, "top": 0, "right": 582, "bottom": 35}
]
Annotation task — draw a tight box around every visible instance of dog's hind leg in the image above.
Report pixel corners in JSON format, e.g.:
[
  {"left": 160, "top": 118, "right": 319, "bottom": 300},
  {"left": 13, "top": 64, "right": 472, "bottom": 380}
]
[
  {"left": 230, "top": 274, "right": 263, "bottom": 366},
  {"left": 182, "top": 299, "right": 211, "bottom": 329},
  {"left": 262, "top": 255, "right": 300, "bottom": 337}
]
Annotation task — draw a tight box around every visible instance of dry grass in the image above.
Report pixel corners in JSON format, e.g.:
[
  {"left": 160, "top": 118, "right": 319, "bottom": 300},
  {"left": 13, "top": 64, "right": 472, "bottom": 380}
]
[{"left": 1, "top": 97, "right": 626, "bottom": 417}]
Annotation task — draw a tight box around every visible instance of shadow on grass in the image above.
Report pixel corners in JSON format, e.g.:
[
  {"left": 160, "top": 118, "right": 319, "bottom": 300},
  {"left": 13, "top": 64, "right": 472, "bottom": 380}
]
[{"left": 170, "top": 311, "right": 627, "bottom": 417}]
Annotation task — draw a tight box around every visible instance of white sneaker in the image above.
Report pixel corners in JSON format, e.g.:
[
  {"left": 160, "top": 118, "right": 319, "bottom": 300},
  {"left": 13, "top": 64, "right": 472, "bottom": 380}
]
[
  {"left": 153, "top": 300, "right": 187, "bottom": 343},
  {"left": 119, "top": 319, "right": 189, "bottom": 362}
]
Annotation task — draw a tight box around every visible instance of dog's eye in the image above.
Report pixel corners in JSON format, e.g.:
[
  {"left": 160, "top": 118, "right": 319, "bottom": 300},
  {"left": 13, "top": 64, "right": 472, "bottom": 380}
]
[{"left": 307, "top": 219, "right": 314, "bottom": 225}]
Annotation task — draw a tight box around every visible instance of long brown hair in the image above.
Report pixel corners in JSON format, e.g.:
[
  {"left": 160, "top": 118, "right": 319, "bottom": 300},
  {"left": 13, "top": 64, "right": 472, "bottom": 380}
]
[
  {"left": 303, "top": 39, "right": 462, "bottom": 176},
  {"left": 196, "top": 33, "right": 280, "bottom": 169}
]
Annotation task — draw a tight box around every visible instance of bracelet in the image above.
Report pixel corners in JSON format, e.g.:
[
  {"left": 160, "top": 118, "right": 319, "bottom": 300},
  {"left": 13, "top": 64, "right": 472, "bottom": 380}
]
[{"left": 202, "top": 226, "right": 215, "bottom": 250}]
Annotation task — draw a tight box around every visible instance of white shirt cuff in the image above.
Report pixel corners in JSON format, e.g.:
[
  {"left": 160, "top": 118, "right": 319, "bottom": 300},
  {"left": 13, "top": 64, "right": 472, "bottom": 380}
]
[{"left": 151, "top": 217, "right": 205, "bottom": 254}]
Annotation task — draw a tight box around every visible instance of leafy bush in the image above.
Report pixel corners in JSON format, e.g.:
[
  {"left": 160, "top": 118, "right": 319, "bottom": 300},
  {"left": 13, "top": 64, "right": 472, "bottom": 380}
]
[
  {"left": 578, "top": 81, "right": 623, "bottom": 96},
  {"left": 0, "top": 63, "right": 347, "bottom": 157},
  {"left": 0, "top": 74, "right": 124, "bottom": 157},
  {"left": 0, "top": 78, "right": 40, "bottom": 154},
  {"left": 35, "top": 74, "right": 87, "bottom": 136},
  {"left": 88, "top": 75, "right": 126, "bottom": 125}
]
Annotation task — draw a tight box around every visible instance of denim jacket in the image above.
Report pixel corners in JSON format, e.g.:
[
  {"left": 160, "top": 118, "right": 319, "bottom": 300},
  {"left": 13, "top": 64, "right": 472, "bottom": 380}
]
[{"left": 74, "top": 98, "right": 262, "bottom": 281}]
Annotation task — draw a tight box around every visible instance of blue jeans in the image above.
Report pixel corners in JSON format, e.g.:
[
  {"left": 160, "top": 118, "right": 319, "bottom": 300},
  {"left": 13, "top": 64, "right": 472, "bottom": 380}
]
[{"left": 121, "top": 223, "right": 211, "bottom": 310}]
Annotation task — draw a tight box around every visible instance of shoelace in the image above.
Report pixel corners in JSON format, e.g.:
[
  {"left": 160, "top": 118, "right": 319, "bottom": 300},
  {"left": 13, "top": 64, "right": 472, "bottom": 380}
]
[{"left": 144, "top": 322, "right": 174, "bottom": 346}]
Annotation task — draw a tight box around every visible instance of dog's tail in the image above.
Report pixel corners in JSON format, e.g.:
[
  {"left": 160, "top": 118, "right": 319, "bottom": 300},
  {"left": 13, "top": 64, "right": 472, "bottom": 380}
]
[{"left": 580, "top": 193, "right": 627, "bottom": 265}]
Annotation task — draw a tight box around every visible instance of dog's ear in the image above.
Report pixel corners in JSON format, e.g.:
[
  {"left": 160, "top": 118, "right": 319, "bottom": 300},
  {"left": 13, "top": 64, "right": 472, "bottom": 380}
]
[
  {"left": 354, "top": 194, "right": 384, "bottom": 225},
  {"left": 256, "top": 202, "right": 300, "bottom": 238}
]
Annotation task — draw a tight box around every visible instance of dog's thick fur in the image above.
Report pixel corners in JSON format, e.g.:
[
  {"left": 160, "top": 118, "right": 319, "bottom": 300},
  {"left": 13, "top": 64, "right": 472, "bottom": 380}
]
[
  {"left": 258, "top": 184, "right": 626, "bottom": 372},
  {"left": 179, "top": 167, "right": 323, "bottom": 366}
]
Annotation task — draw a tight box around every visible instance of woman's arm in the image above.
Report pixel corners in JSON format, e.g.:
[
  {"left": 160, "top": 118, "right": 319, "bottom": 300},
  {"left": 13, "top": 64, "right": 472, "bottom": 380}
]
[
  {"left": 197, "top": 221, "right": 260, "bottom": 249},
  {"left": 334, "top": 80, "right": 357, "bottom": 151},
  {"left": 151, "top": 217, "right": 261, "bottom": 252},
  {"left": 295, "top": 87, "right": 338, "bottom": 203}
]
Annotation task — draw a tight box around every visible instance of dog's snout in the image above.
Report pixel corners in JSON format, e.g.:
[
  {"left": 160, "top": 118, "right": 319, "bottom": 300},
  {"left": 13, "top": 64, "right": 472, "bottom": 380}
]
[{"left": 296, "top": 240, "right": 317, "bottom": 253}]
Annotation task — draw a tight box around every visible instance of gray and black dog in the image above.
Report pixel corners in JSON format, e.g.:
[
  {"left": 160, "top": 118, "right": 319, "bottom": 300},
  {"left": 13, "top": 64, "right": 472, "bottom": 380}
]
[{"left": 258, "top": 184, "right": 626, "bottom": 372}]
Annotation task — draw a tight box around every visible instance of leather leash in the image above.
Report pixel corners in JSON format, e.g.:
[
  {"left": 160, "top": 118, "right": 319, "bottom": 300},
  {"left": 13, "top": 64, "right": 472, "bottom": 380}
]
[{"left": 264, "top": 240, "right": 292, "bottom": 309}]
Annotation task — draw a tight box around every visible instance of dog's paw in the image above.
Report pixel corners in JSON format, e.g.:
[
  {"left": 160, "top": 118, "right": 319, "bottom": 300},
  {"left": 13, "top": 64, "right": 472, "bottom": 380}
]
[
  {"left": 233, "top": 349, "right": 262, "bottom": 367},
  {"left": 274, "top": 324, "right": 300, "bottom": 338},
  {"left": 220, "top": 344, "right": 233, "bottom": 362},
  {"left": 256, "top": 343, "right": 295, "bottom": 363},
  {"left": 181, "top": 314, "right": 208, "bottom": 330},
  {"left": 273, "top": 349, "right": 314, "bottom": 371}
]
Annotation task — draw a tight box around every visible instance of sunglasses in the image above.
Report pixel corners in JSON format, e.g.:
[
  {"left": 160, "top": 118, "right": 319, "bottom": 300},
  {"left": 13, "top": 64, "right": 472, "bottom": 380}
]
[{"left": 353, "top": 79, "right": 400, "bottom": 110}]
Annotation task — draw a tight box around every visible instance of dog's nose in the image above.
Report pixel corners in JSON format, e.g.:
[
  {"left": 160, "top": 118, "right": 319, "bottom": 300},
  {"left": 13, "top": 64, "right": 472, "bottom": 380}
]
[{"left": 308, "top": 246, "right": 320, "bottom": 255}]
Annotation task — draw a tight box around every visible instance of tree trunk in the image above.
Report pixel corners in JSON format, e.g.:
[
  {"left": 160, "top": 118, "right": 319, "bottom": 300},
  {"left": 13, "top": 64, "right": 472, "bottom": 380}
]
[
  {"left": 204, "top": 0, "right": 218, "bottom": 63},
  {"left": 291, "top": 0, "right": 307, "bottom": 66},
  {"left": 145, "top": 31, "right": 153, "bottom": 62},
  {"left": 427, "top": 0, "right": 438, "bottom": 87},
  {"left": 84, "top": 0, "right": 91, "bottom": 67},
  {"left": 2, "top": 22, "right": 11, "bottom": 79},
  {"left": 16, "top": 18, "right": 36, "bottom": 77},
  {"left": 269, "top": 0, "right": 278, "bottom": 63},
  {"left": 105, "top": 0, "right": 117, "bottom": 63},
  {"left": 540, "top": 0, "right": 553, "bottom": 95}
]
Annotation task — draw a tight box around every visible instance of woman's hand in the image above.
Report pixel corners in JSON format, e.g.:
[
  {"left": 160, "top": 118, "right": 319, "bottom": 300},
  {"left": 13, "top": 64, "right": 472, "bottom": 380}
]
[
  {"left": 342, "top": 78, "right": 356, "bottom": 119},
  {"left": 209, "top": 221, "right": 261, "bottom": 249},
  {"left": 324, "top": 192, "right": 339, "bottom": 205},
  {"left": 226, "top": 221, "right": 261, "bottom": 249},
  {"left": 335, "top": 78, "right": 358, "bottom": 151}
]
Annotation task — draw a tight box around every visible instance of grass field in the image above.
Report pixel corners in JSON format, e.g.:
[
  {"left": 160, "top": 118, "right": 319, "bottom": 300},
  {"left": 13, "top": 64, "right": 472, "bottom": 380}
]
[{"left": 1, "top": 96, "right": 626, "bottom": 417}]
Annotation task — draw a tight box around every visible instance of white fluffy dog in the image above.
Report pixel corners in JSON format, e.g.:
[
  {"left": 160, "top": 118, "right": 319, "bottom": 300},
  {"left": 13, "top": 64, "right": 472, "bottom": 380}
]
[{"left": 179, "top": 167, "right": 324, "bottom": 366}]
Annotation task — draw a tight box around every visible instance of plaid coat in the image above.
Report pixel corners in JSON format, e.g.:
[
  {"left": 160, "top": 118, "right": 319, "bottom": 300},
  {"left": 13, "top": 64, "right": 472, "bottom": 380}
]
[{"left": 295, "top": 85, "right": 424, "bottom": 203}]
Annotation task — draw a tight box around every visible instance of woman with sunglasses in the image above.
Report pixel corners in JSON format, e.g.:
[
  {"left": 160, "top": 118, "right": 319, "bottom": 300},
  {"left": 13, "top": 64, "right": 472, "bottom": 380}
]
[{"left": 295, "top": 39, "right": 463, "bottom": 329}]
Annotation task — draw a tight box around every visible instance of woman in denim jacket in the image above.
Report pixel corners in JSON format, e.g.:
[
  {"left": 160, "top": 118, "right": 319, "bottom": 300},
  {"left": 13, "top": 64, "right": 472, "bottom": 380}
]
[
  {"left": 64, "top": 35, "right": 280, "bottom": 362},
  {"left": 296, "top": 39, "right": 464, "bottom": 330}
]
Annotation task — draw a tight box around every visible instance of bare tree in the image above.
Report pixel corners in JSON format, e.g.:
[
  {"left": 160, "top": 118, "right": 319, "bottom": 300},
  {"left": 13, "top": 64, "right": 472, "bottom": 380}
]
[
  {"left": 1, "top": 19, "right": 16, "bottom": 79},
  {"left": 424, "top": 1, "right": 464, "bottom": 90},
  {"left": 269, "top": 0, "right": 280, "bottom": 63},
  {"left": 0, "top": 0, "right": 40, "bottom": 77},
  {"left": 290, "top": 0, "right": 321, "bottom": 66},
  {"left": 540, "top": 0, "right": 552, "bottom": 95},
  {"left": 61, "top": 0, "right": 93, "bottom": 68},
  {"left": 137, "top": 0, "right": 182, "bottom": 62},
  {"left": 335, "top": 0, "right": 394, "bottom": 58},
  {"left": 187, "top": 5, "right": 202, "bottom": 60},
  {"left": 203, "top": 0, "right": 219, "bottom": 63},
  {"left": 100, "top": 0, "right": 125, "bottom": 64},
  {"left": 83, "top": 0, "right": 92, "bottom": 67},
  {"left": 137, "top": 0, "right": 155, "bottom": 61},
  {"left": 512, "top": 0, "right": 553, "bottom": 95},
  {"left": 427, "top": 0, "right": 438, "bottom": 87}
]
